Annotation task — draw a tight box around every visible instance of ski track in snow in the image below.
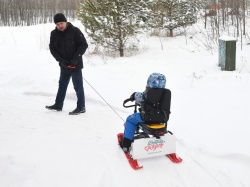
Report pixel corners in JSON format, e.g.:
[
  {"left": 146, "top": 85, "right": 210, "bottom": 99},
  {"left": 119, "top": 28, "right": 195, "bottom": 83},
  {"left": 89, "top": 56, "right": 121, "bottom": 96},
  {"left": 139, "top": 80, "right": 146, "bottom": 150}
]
[
  {"left": 175, "top": 142, "right": 247, "bottom": 187},
  {"left": 1, "top": 77, "right": 249, "bottom": 187}
]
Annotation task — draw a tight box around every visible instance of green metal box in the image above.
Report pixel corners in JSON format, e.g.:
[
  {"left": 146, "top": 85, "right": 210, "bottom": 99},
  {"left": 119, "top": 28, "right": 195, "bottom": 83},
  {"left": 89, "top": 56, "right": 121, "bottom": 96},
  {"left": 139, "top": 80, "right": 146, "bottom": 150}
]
[{"left": 218, "top": 37, "right": 236, "bottom": 71}]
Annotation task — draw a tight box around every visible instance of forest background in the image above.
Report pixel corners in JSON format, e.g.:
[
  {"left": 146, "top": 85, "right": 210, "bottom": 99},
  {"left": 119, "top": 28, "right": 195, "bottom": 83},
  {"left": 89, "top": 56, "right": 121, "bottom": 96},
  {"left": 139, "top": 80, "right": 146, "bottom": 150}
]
[{"left": 1, "top": 0, "right": 249, "bottom": 57}]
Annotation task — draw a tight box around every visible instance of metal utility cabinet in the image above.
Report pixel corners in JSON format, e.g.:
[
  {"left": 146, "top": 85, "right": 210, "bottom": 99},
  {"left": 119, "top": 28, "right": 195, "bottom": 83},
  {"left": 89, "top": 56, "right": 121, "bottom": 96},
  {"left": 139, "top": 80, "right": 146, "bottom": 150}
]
[{"left": 218, "top": 36, "right": 236, "bottom": 71}]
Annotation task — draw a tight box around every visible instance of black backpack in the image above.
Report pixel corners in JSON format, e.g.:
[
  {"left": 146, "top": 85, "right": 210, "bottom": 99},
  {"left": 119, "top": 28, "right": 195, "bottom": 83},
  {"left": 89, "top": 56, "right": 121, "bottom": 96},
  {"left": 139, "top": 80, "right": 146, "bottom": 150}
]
[{"left": 140, "top": 88, "right": 171, "bottom": 124}]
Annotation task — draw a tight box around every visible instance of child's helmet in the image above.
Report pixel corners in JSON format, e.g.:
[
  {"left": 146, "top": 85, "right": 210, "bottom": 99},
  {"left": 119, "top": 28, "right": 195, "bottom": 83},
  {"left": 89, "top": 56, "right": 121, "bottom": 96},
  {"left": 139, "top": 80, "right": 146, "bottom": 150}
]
[{"left": 146, "top": 73, "right": 166, "bottom": 88}]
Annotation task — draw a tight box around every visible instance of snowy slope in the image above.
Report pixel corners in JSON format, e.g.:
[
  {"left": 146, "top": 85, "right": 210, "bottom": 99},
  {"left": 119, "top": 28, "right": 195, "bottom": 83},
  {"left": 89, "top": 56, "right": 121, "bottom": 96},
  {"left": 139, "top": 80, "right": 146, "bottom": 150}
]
[{"left": 0, "top": 22, "right": 250, "bottom": 187}]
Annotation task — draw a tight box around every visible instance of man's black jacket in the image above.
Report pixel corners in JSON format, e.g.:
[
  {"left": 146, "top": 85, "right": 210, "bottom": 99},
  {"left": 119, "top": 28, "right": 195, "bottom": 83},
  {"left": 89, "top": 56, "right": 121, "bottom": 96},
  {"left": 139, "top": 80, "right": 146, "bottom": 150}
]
[{"left": 49, "top": 22, "right": 88, "bottom": 71}]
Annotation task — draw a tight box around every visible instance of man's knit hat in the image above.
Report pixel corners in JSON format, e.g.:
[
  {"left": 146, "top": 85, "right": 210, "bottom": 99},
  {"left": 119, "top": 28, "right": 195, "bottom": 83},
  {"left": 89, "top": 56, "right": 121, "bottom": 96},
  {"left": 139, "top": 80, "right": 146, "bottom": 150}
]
[{"left": 54, "top": 13, "right": 67, "bottom": 24}]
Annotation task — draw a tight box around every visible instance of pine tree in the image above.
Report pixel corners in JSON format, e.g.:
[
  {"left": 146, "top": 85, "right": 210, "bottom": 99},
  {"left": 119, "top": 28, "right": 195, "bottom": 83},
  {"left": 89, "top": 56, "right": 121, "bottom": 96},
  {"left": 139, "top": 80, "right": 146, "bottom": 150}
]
[
  {"left": 78, "top": 0, "right": 151, "bottom": 57},
  {"left": 150, "top": 0, "right": 198, "bottom": 37}
]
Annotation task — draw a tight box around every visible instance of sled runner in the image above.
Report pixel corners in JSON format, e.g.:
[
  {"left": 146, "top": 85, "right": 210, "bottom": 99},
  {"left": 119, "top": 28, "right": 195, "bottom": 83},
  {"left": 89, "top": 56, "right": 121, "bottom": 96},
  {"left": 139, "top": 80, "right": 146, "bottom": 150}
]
[{"left": 118, "top": 88, "right": 182, "bottom": 170}]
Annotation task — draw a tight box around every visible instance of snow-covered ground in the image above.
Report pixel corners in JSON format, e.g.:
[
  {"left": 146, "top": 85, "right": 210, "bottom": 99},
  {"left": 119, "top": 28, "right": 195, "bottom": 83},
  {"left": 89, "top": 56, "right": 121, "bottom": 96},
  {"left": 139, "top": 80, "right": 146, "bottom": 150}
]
[{"left": 0, "top": 21, "right": 250, "bottom": 187}]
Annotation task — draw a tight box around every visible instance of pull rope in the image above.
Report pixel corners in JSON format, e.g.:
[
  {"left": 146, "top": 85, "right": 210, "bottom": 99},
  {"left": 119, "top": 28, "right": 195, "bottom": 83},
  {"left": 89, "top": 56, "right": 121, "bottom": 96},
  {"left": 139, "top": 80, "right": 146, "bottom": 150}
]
[{"left": 83, "top": 77, "right": 125, "bottom": 122}]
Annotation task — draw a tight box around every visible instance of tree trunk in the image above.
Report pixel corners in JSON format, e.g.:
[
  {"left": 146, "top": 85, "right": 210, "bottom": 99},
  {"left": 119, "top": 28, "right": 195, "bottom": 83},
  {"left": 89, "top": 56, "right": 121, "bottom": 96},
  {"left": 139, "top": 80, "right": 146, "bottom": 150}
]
[
  {"left": 169, "top": 29, "right": 173, "bottom": 37},
  {"left": 119, "top": 42, "right": 124, "bottom": 57},
  {"left": 242, "top": 0, "right": 246, "bottom": 35}
]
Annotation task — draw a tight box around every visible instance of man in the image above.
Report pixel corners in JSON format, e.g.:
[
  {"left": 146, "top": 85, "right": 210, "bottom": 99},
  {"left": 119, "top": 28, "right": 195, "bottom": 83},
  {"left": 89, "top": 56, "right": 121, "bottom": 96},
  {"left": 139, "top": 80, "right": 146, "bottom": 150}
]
[{"left": 46, "top": 13, "right": 88, "bottom": 115}]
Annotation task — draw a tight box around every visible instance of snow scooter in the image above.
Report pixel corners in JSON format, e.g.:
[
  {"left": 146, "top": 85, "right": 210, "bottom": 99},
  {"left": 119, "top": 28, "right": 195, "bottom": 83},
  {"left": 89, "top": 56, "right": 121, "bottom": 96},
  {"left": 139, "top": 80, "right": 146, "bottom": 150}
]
[{"left": 117, "top": 90, "right": 182, "bottom": 170}]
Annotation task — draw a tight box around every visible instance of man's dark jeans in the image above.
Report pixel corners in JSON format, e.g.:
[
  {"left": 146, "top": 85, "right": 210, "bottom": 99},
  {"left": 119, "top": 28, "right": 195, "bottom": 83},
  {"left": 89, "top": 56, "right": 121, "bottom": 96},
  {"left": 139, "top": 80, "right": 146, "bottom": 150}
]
[{"left": 55, "top": 69, "right": 85, "bottom": 109}]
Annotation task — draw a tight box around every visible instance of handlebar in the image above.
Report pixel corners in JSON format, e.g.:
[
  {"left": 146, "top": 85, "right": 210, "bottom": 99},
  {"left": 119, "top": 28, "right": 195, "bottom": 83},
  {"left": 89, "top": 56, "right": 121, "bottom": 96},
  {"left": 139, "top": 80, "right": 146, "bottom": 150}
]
[
  {"left": 123, "top": 98, "right": 139, "bottom": 108},
  {"left": 123, "top": 98, "right": 140, "bottom": 113}
]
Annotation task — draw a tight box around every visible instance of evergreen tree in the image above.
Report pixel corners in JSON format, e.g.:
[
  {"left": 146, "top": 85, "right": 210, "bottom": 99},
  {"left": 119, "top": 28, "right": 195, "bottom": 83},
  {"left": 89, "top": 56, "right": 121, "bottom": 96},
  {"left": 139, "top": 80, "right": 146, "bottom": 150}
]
[
  {"left": 150, "top": 0, "right": 198, "bottom": 37},
  {"left": 78, "top": 0, "right": 151, "bottom": 57}
]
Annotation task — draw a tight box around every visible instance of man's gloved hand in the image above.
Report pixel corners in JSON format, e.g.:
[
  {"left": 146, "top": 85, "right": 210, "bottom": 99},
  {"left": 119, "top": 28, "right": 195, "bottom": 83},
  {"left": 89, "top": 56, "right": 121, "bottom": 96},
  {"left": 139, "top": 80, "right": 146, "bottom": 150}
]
[
  {"left": 59, "top": 61, "right": 68, "bottom": 69},
  {"left": 70, "top": 59, "right": 78, "bottom": 66},
  {"left": 130, "top": 92, "right": 136, "bottom": 101}
]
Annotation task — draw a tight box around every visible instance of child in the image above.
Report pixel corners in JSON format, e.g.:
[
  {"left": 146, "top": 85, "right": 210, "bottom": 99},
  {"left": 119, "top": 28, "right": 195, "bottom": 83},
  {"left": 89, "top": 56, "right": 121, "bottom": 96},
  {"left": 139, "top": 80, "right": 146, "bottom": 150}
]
[{"left": 120, "top": 72, "right": 166, "bottom": 152}]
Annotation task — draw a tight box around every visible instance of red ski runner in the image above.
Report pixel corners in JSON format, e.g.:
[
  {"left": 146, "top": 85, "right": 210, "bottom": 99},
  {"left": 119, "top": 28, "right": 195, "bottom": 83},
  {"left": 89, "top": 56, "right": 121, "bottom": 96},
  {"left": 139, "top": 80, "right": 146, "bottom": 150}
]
[
  {"left": 124, "top": 151, "right": 143, "bottom": 170},
  {"left": 117, "top": 133, "right": 143, "bottom": 170},
  {"left": 167, "top": 153, "right": 183, "bottom": 163}
]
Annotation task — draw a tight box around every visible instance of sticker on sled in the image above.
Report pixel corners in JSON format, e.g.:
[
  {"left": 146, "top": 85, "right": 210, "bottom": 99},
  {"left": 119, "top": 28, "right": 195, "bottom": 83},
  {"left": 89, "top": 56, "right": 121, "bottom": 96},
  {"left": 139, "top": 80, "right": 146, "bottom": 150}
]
[{"left": 131, "top": 133, "right": 176, "bottom": 160}]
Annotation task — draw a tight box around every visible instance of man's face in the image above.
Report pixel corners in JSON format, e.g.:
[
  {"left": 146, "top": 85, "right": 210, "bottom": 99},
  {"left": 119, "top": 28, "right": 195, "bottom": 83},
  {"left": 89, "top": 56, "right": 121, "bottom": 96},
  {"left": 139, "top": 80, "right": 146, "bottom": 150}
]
[{"left": 56, "top": 22, "right": 67, "bottom": 31}]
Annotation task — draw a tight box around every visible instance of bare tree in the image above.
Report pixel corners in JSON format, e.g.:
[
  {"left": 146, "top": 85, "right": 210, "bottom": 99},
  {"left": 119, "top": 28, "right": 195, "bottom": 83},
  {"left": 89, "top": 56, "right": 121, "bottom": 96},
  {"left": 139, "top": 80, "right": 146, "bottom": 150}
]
[
  {"left": 0, "top": 0, "right": 83, "bottom": 26},
  {"left": 203, "top": 0, "right": 249, "bottom": 39}
]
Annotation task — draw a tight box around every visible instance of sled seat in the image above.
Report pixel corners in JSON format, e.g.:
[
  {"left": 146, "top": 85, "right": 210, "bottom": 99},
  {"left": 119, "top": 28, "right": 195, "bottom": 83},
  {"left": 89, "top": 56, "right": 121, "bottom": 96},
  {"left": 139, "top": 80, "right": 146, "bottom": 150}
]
[
  {"left": 146, "top": 123, "right": 165, "bottom": 129},
  {"left": 137, "top": 88, "right": 171, "bottom": 138},
  {"left": 138, "top": 123, "right": 167, "bottom": 138}
]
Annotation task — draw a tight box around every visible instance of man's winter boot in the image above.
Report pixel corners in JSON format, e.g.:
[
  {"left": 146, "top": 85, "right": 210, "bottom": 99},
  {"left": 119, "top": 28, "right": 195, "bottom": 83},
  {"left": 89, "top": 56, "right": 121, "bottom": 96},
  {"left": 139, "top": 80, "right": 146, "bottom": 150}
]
[
  {"left": 45, "top": 104, "right": 62, "bottom": 111},
  {"left": 69, "top": 108, "right": 86, "bottom": 115}
]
